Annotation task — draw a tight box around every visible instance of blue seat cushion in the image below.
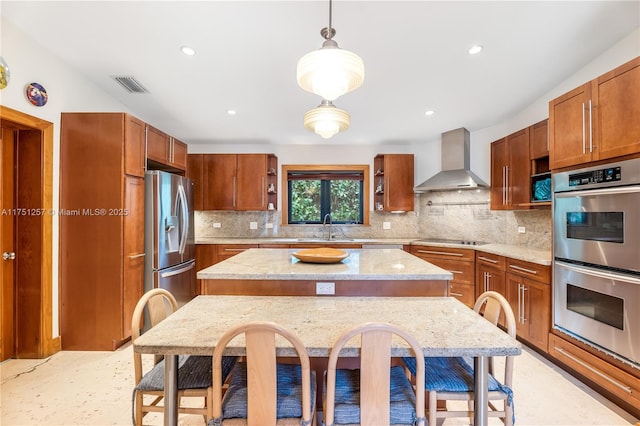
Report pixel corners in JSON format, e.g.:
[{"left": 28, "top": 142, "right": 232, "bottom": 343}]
[
  {"left": 329, "top": 365, "right": 417, "bottom": 425},
  {"left": 135, "top": 355, "right": 237, "bottom": 391},
  {"left": 221, "top": 362, "right": 317, "bottom": 419},
  {"left": 402, "top": 356, "right": 514, "bottom": 422}
]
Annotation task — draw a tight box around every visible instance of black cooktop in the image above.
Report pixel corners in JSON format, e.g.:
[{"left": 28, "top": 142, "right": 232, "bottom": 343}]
[{"left": 416, "top": 238, "right": 488, "bottom": 246}]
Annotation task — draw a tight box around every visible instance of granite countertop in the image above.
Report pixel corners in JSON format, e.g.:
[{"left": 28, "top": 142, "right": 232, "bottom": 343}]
[
  {"left": 197, "top": 248, "right": 453, "bottom": 281},
  {"left": 195, "top": 237, "right": 552, "bottom": 266},
  {"left": 134, "top": 295, "right": 521, "bottom": 357}
]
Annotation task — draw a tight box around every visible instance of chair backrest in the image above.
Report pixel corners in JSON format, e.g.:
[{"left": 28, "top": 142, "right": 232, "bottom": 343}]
[
  {"left": 473, "top": 291, "right": 516, "bottom": 386},
  {"left": 131, "top": 288, "right": 178, "bottom": 382},
  {"left": 324, "top": 322, "right": 426, "bottom": 426},
  {"left": 211, "top": 321, "right": 314, "bottom": 426}
]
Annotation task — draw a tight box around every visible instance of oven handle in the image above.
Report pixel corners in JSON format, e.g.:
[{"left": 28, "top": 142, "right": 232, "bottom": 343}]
[
  {"left": 555, "top": 261, "right": 640, "bottom": 285},
  {"left": 554, "top": 186, "right": 640, "bottom": 198}
]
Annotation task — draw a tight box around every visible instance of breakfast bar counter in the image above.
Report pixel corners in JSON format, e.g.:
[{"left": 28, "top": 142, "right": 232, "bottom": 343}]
[{"left": 197, "top": 248, "right": 453, "bottom": 296}]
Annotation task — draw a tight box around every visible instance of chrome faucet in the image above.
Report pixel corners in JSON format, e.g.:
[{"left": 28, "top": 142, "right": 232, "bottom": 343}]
[{"left": 323, "top": 213, "right": 333, "bottom": 241}]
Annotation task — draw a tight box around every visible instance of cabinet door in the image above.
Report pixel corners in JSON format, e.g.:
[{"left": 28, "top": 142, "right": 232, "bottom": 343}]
[
  {"left": 146, "top": 125, "right": 171, "bottom": 164},
  {"left": 195, "top": 244, "right": 217, "bottom": 294},
  {"left": 490, "top": 138, "right": 508, "bottom": 210},
  {"left": 187, "top": 154, "right": 204, "bottom": 210},
  {"left": 171, "top": 138, "right": 188, "bottom": 170},
  {"left": 476, "top": 263, "right": 506, "bottom": 296},
  {"left": 122, "top": 176, "right": 145, "bottom": 340},
  {"left": 529, "top": 119, "right": 549, "bottom": 160},
  {"left": 507, "top": 128, "right": 531, "bottom": 207},
  {"left": 203, "top": 154, "right": 237, "bottom": 210},
  {"left": 506, "top": 273, "right": 550, "bottom": 352},
  {"left": 383, "top": 154, "right": 414, "bottom": 212},
  {"left": 549, "top": 82, "right": 593, "bottom": 169},
  {"left": 236, "top": 154, "right": 268, "bottom": 211},
  {"left": 124, "top": 115, "right": 146, "bottom": 177},
  {"left": 593, "top": 58, "right": 640, "bottom": 161}
]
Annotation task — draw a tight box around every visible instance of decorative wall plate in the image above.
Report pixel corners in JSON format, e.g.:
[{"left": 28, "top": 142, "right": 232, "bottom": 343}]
[
  {"left": 26, "top": 82, "right": 48, "bottom": 106},
  {"left": 0, "top": 57, "right": 10, "bottom": 90}
]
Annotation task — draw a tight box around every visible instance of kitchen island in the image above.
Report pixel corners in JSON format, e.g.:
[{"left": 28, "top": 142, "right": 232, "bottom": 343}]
[{"left": 197, "top": 248, "right": 453, "bottom": 296}]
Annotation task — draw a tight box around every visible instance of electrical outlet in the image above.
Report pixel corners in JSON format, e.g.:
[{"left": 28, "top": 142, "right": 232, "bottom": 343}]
[
  {"left": 316, "top": 282, "right": 335, "bottom": 295},
  {"left": 383, "top": 221, "right": 391, "bottom": 230},
  {"left": 265, "top": 223, "right": 274, "bottom": 229},
  {"left": 213, "top": 222, "right": 221, "bottom": 228},
  {"left": 249, "top": 222, "right": 258, "bottom": 230},
  {"left": 518, "top": 226, "right": 526, "bottom": 234}
]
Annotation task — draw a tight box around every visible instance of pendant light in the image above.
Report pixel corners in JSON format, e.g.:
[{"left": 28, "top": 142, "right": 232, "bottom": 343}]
[
  {"left": 297, "top": 0, "right": 364, "bottom": 101},
  {"left": 303, "top": 100, "right": 350, "bottom": 139}
]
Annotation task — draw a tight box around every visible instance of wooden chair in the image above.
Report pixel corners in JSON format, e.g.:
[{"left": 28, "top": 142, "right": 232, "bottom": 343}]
[
  {"left": 210, "top": 321, "right": 316, "bottom": 426},
  {"left": 405, "top": 291, "right": 516, "bottom": 426},
  {"left": 323, "top": 322, "right": 426, "bottom": 426},
  {"left": 131, "top": 288, "right": 236, "bottom": 426}
]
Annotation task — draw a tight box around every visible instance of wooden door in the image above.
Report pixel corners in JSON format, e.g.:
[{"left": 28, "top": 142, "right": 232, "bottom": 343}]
[
  {"left": 593, "top": 57, "right": 640, "bottom": 161},
  {"left": 549, "top": 82, "right": 592, "bottom": 169},
  {"left": 236, "top": 154, "right": 267, "bottom": 211},
  {"left": 523, "top": 278, "right": 550, "bottom": 351},
  {"left": 171, "top": 138, "right": 188, "bottom": 170},
  {"left": 124, "top": 115, "right": 146, "bottom": 177},
  {"left": 383, "top": 154, "right": 414, "bottom": 212},
  {"left": 203, "top": 154, "right": 237, "bottom": 210},
  {"left": 122, "top": 176, "right": 145, "bottom": 342},
  {"left": 1, "top": 127, "right": 16, "bottom": 361},
  {"left": 507, "top": 128, "right": 531, "bottom": 208},
  {"left": 490, "top": 138, "right": 508, "bottom": 210}
]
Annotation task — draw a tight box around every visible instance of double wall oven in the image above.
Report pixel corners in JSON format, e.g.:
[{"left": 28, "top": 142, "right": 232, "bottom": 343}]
[{"left": 553, "top": 158, "right": 640, "bottom": 368}]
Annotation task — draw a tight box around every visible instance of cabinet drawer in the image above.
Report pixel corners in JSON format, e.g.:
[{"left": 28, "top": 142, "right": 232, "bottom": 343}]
[
  {"left": 411, "top": 245, "right": 475, "bottom": 262},
  {"left": 549, "top": 333, "right": 640, "bottom": 411},
  {"left": 215, "top": 244, "right": 259, "bottom": 260},
  {"left": 506, "top": 258, "right": 550, "bottom": 283},
  {"left": 475, "top": 251, "right": 505, "bottom": 270},
  {"left": 448, "top": 282, "right": 476, "bottom": 308},
  {"left": 422, "top": 257, "right": 474, "bottom": 285}
]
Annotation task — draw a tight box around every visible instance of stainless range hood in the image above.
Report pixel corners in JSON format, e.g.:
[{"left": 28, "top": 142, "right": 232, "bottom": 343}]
[{"left": 414, "top": 127, "right": 488, "bottom": 192}]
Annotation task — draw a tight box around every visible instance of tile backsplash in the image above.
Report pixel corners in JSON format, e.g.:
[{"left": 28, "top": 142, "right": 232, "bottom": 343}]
[{"left": 195, "top": 188, "right": 551, "bottom": 250}]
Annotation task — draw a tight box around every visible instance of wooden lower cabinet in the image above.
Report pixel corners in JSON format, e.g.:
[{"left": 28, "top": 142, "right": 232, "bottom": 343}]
[
  {"left": 411, "top": 245, "right": 475, "bottom": 308},
  {"left": 475, "top": 252, "right": 506, "bottom": 296},
  {"left": 505, "top": 259, "right": 550, "bottom": 352},
  {"left": 549, "top": 333, "right": 640, "bottom": 418}
]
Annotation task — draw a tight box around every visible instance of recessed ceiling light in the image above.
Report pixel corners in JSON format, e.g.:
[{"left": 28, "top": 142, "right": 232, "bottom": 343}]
[
  {"left": 425, "top": 110, "right": 435, "bottom": 116},
  {"left": 226, "top": 109, "right": 237, "bottom": 116},
  {"left": 180, "top": 45, "right": 196, "bottom": 56},
  {"left": 468, "top": 44, "right": 483, "bottom": 55}
]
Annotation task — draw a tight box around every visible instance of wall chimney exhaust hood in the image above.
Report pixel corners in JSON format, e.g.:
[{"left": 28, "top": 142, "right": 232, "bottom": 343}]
[{"left": 414, "top": 127, "right": 488, "bottom": 192}]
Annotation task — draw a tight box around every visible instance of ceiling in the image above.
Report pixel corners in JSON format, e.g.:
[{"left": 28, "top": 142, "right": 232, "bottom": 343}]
[{"left": 2, "top": 1, "right": 638, "bottom": 146}]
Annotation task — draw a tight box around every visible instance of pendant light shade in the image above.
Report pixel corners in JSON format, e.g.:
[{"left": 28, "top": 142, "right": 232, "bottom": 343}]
[
  {"left": 303, "top": 100, "right": 350, "bottom": 139},
  {"left": 296, "top": 0, "right": 364, "bottom": 101},
  {"left": 297, "top": 41, "right": 364, "bottom": 101}
]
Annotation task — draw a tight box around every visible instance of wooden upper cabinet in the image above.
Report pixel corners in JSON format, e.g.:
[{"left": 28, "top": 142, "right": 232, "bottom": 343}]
[
  {"left": 201, "top": 154, "right": 273, "bottom": 211},
  {"left": 124, "top": 115, "right": 146, "bottom": 177},
  {"left": 373, "top": 154, "right": 414, "bottom": 212},
  {"left": 550, "top": 56, "right": 640, "bottom": 170},
  {"left": 203, "top": 154, "right": 237, "bottom": 210},
  {"left": 186, "top": 154, "right": 204, "bottom": 210},
  {"left": 145, "top": 125, "right": 187, "bottom": 172},
  {"left": 491, "top": 129, "right": 530, "bottom": 210},
  {"left": 529, "top": 119, "right": 549, "bottom": 160}
]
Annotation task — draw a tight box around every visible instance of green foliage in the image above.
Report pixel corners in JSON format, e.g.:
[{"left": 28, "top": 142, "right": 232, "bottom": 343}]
[{"left": 290, "top": 179, "right": 361, "bottom": 223}]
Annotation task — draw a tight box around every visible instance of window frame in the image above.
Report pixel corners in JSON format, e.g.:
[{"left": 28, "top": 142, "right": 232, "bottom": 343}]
[{"left": 281, "top": 164, "right": 370, "bottom": 226}]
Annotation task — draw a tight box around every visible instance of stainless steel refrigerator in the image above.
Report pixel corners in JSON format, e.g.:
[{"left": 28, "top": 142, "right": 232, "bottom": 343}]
[{"left": 144, "top": 170, "right": 196, "bottom": 306}]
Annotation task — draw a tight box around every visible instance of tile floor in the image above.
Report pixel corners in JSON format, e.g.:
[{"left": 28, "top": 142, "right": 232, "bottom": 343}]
[{"left": 1, "top": 344, "right": 638, "bottom": 426}]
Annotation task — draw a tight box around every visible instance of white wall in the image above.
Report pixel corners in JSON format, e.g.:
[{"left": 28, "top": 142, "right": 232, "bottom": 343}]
[
  {"left": 1, "top": 14, "right": 638, "bottom": 340},
  {"left": 1, "top": 19, "right": 132, "bottom": 336}
]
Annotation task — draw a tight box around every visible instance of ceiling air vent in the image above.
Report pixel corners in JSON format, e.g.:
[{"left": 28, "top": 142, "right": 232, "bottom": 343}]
[{"left": 111, "top": 76, "right": 149, "bottom": 94}]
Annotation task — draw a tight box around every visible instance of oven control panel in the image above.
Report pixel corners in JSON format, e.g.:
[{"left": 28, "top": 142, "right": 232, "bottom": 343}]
[{"left": 569, "top": 166, "right": 621, "bottom": 187}]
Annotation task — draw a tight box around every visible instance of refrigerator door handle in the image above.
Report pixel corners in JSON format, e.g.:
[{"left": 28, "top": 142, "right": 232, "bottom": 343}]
[
  {"left": 177, "top": 183, "right": 189, "bottom": 256},
  {"left": 160, "top": 260, "right": 195, "bottom": 278}
]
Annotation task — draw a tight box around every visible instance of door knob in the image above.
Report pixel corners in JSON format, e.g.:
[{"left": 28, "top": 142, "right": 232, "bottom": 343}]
[{"left": 3, "top": 252, "right": 16, "bottom": 260}]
